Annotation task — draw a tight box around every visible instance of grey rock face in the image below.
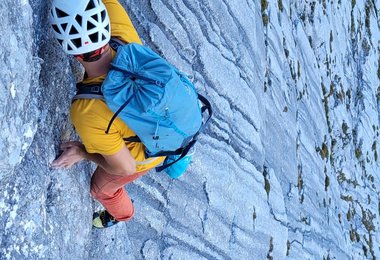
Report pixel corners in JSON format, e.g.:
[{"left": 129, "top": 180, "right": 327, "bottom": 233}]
[
  {"left": 1, "top": 0, "right": 380, "bottom": 259},
  {"left": 0, "top": 0, "right": 40, "bottom": 175}
]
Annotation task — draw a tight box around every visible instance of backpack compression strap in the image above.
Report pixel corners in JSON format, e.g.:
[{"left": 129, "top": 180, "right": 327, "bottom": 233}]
[
  {"left": 155, "top": 139, "right": 197, "bottom": 172},
  {"left": 198, "top": 94, "right": 213, "bottom": 128}
]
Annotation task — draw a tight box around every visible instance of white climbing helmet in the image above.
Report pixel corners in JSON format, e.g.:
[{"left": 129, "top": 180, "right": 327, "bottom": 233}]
[{"left": 50, "top": 0, "right": 111, "bottom": 55}]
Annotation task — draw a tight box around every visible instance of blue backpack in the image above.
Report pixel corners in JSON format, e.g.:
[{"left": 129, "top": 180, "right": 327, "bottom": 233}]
[{"left": 74, "top": 41, "right": 212, "bottom": 172}]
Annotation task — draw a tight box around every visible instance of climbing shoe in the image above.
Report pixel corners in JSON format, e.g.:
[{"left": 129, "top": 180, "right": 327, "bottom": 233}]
[{"left": 92, "top": 210, "right": 119, "bottom": 229}]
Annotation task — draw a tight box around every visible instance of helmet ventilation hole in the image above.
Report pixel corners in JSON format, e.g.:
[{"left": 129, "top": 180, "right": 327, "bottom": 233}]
[
  {"left": 52, "top": 24, "right": 60, "bottom": 33},
  {"left": 55, "top": 8, "right": 69, "bottom": 18},
  {"left": 61, "top": 23, "right": 68, "bottom": 31},
  {"left": 75, "top": 15, "right": 83, "bottom": 26},
  {"left": 87, "top": 20, "right": 96, "bottom": 30},
  {"left": 72, "top": 38, "right": 82, "bottom": 48},
  {"left": 89, "top": 32, "right": 99, "bottom": 43},
  {"left": 101, "top": 10, "right": 106, "bottom": 22},
  {"left": 69, "top": 26, "right": 79, "bottom": 35},
  {"left": 85, "top": 0, "right": 96, "bottom": 11},
  {"left": 91, "top": 14, "right": 99, "bottom": 22}
]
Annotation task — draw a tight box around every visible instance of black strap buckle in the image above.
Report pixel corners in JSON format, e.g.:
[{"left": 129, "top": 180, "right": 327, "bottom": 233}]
[{"left": 90, "top": 86, "right": 101, "bottom": 93}]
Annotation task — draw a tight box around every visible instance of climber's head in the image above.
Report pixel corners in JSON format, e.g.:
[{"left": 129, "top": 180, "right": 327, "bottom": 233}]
[{"left": 50, "top": 0, "right": 111, "bottom": 59}]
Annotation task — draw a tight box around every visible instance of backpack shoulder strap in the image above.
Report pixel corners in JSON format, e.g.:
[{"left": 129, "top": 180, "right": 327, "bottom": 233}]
[
  {"left": 72, "top": 83, "right": 104, "bottom": 102},
  {"left": 109, "top": 37, "right": 127, "bottom": 52}
]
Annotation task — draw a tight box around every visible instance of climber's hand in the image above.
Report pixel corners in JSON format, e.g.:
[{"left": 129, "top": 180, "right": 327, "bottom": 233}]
[{"left": 51, "top": 141, "right": 87, "bottom": 169}]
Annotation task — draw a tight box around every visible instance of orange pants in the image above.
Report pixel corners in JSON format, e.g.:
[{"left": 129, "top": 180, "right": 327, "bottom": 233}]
[{"left": 90, "top": 167, "right": 149, "bottom": 221}]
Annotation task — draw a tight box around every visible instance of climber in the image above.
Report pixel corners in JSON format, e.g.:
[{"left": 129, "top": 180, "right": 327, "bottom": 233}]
[{"left": 50, "top": 0, "right": 166, "bottom": 228}]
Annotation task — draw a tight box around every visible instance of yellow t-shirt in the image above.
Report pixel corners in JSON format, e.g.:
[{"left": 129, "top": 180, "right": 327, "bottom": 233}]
[{"left": 70, "top": 0, "right": 165, "bottom": 172}]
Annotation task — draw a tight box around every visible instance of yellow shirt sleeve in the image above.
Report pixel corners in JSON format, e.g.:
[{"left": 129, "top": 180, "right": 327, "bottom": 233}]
[
  {"left": 70, "top": 99, "right": 125, "bottom": 155},
  {"left": 103, "top": 0, "right": 142, "bottom": 44}
]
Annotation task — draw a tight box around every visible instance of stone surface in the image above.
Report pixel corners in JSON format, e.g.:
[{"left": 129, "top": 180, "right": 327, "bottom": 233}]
[{"left": 1, "top": 0, "right": 380, "bottom": 259}]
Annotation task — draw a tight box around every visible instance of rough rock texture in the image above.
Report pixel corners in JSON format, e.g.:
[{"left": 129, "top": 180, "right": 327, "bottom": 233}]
[{"left": 1, "top": 0, "right": 380, "bottom": 259}]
